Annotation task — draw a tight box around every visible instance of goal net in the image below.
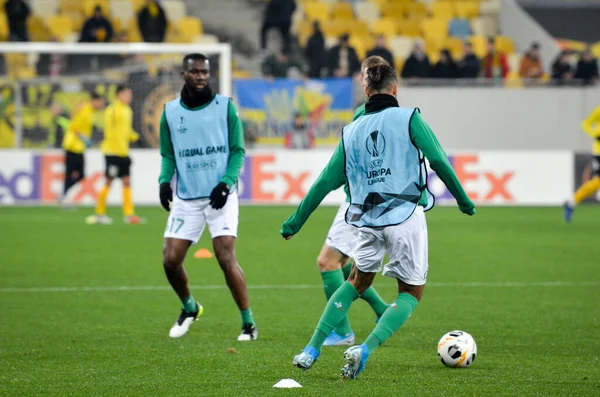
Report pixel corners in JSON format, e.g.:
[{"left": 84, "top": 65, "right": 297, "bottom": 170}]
[{"left": 0, "top": 42, "right": 232, "bottom": 148}]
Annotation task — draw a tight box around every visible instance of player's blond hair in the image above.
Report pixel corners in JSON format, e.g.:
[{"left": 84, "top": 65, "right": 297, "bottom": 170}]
[{"left": 361, "top": 55, "right": 389, "bottom": 72}]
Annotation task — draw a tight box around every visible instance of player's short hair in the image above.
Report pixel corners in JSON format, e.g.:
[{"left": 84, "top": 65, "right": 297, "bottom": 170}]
[
  {"left": 182, "top": 53, "right": 208, "bottom": 70},
  {"left": 115, "top": 84, "right": 129, "bottom": 94},
  {"left": 361, "top": 55, "right": 389, "bottom": 72},
  {"left": 90, "top": 92, "right": 103, "bottom": 100},
  {"left": 366, "top": 64, "right": 397, "bottom": 93}
]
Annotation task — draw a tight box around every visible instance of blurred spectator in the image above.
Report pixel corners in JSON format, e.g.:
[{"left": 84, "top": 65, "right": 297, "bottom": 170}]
[
  {"left": 262, "top": 49, "right": 299, "bottom": 79},
  {"left": 285, "top": 112, "right": 314, "bottom": 149},
  {"left": 4, "top": 0, "right": 30, "bottom": 42},
  {"left": 260, "top": 0, "right": 296, "bottom": 54},
  {"left": 431, "top": 49, "right": 458, "bottom": 79},
  {"left": 366, "top": 35, "right": 395, "bottom": 70},
  {"left": 80, "top": 6, "right": 114, "bottom": 43},
  {"left": 551, "top": 51, "right": 574, "bottom": 85},
  {"left": 574, "top": 46, "right": 599, "bottom": 86},
  {"left": 327, "top": 34, "right": 360, "bottom": 78},
  {"left": 458, "top": 42, "right": 480, "bottom": 78},
  {"left": 138, "top": 0, "right": 168, "bottom": 43},
  {"left": 305, "top": 21, "right": 326, "bottom": 79},
  {"left": 401, "top": 40, "right": 431, "bottom": 81},
  {"left": 482, "top": 37, "right": 508, "bottom": 79},
  {"left": 519, "top": 42, "right": 543, "bottom": 80}
]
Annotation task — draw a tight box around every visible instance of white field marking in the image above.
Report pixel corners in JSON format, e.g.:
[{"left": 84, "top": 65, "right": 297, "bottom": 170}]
[{"left": 0, "top": 281, "right": 598, "bottom": 293}]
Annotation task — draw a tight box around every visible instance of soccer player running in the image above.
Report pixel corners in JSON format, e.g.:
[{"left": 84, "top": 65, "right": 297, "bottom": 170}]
[
  {"left": 316, "top": 55, "right": 392, "bottom": 347},
  {"left": 281, "top": 64, "right": 475, "bottom": 378},
  {"left": 86, "top": 85, "right": 143, "bottom": 225},
  {"left": 564, "top": 104, "right": 600, "bottom": 222},
  {"left": 158, "top": 54, "right": 257, "bottom": 341},
  {"left": 60, "top": 92, "right": 105, "bottom": 206}
]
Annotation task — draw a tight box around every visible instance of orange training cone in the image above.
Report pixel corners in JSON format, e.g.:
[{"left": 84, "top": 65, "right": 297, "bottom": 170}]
[{"left": 194, "top": 248, "right": 214, "bottom": 259}]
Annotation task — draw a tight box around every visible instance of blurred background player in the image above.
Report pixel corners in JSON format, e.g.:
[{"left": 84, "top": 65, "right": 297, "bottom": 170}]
[
  {"left": 314, "top": 55, "right": 392, "bottom": 347},
  {"left": 86, "top": 85, "right": 142, "bottom": 225},
  {"left": 60, "top": 92, "right": 105, "bottom": 207},
  {"left": 158, "top": 54, "right": 257, "bottom": 341},
  {"left": 564, "top": 104, "right": 600, "bottom": 222},
  {"left": 282, "top": 63, "right": 475, "bottom": 377}
]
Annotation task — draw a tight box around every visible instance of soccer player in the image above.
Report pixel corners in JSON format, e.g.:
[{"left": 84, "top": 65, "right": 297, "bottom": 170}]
[
  {"left": 315, "top": 55, "right": 392, "bottom": 347},
  {"left": 564, "top": 104, "right": 600, "bottom": 222},
  {"left": 86, "top": 85, "right": 142, "bottom": 225},
  {"left": 158, "top": 53, "right": 257, "bottom": 341},
  {"left": 281, "top": 64, "right": 475, "bottom": 378},
  {"left": 60, "top": 92, "right": 105, "bottom": 205}
]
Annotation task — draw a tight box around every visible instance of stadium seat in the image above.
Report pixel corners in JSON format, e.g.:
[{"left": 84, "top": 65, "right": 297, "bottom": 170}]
[
  {"left": 297, "top": 19, "right": 312, "bottom": 46},
  {"left": 422, "top": 18, "right": 449, "bottom": 40},
  {"left": 470, "top": 35, "right": 488, "bottom": 58},
  {"left": 455, "top": 1, "right": 480, "bottom": 19},
  {"left": 27, "top": 16, "right": 51, "bottom": 41},
  {"left": 444, "top": 36, "right": 464, "bottom": 59},
  {"left": 480, "top": 0, "right": 502, "bottom": 16},
  {"left": 32, "top": 0, "right": 59, "bottom": 17},
  {"left": 110, "top": 0, "right": 135, "bottom": 24},
  {"left": 355, "top": 1, "right": 380, "bottom": 25},
  {"left": 431, "top": 2, "right": 455, "bottom": 19},
  {"left": 397, "top": 18, "right": 422, "bottom": 38},
  {"left": 304, "top": 2, "right": 329, "bottom": 22},
  {"left": 496, "top": 35, "right": 515, "bottom": 54},
  {"left": 349, "top": 36, "right": 366, "bottom": 59},
  {"left": 0, "top": 13, "right": 7, "bottom": 41},
  {"left": 449, "top": 18, "right": 472, "bottom": 39},
  {"left": 425, "top": 36, "right": 445, "bottom": 55},
  {"left": 389, "top": 36, "right": 414, "bottom": 61},
  {"left": 471, "top": 16, "right": 497, "bottom": 36},
  {"left": 126, "top": 17, "right": 142, "bottom": 41},
  {"left": 58, "top": 0, "right": 81, "bottom": 14},
  {"left": 405, "top": 2, "right": 428, "bottom": 19},
  {"left": 163, "top": 0, "right": 187, "bottom": 22},
  {"left": 129, "top": 0, "right": 145, "bottom": 11},
  {"left": 47, "top": 15, "right": 74, "bottom": 41},
  {"left": 382, "top": 3, "right": 407, "bottom": 19},
  {"left": 330, "top": 2, "right": 354, "bottom": 20},
  {"left": 592, "top": 42, "right": 600, "bottom": 59},
  {"left": 177, "top": 17, "right": 203, "bottom": 37},
  {"left": 370, "top": 18, "right": 396, "bottom": 40},
  {"left": 322, "top": 19, "right": 354, "bottom": 38}
]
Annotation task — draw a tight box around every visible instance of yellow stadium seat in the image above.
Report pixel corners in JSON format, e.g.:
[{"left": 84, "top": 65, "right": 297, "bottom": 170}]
[
  {"left": 130, "top": 0, "right": 145, "bottom": 11},
  {"left": 422, "top": 19, "right": 448, "bottom": 40},
  {"left": 126, "top": 17, "right": 142, "bottom": 41},
  {"left": 425, "top": 36, "right": 445, "bottom": 54},
  {"left": 27, "top": 16, "right": 51, "bottom": 42},
  {"left": 592, "top": 42, "right": 600, "bottom": 59},
  {"left": 496, "top": 35, "right": 515, "bottom": 54},
  {"left": 349, "top": 36, "right": 366, "bottom": 60},
  {"left": 5, "top": 53, "right": 27, "bottom": 78},
  {"left": 58, "top": 0, "right": 82, "bottom": 14},
  {"left": 177, "top": 17, "right": 203, "bottom": 37},
  {"left": 470, "top": 35, "right": 488, "bottom": 58},
  {"left": 381, "top": 3, "right": 407, "bottom": 19},
  {"left": 297, "top": 19, "right": 312, "bottom": 46},
  {"left": 371, "top": 18, "right": 397, "bottom": 39},
  {"left": 405, "top": 2, "right": 428, "bottom": 19},
  {"left": 455, "top": 1, "right": 480, "bottom": 19},
  {"left": 427, "top": 49, "right": 440, "bottom": 64},
  {"left": 0, "top": 13, "right": 8, "bottom": 41},
  {"left": 330, "top": 2, "right": 354, "bottom": 20},
  {"left": 444, "top": 36, "right": 463, "bottom": 59},
  {"left": 47, "top": 15, "right": 74, "bottom": 41},
  {"left": 353, "top": 20, "right": 371, "bottom": 37},
  {"left": 397, "top": 18, "right": 422, "bottom": 37},
  {"left": 304, "top": 2, "right": 329, "bottom": 22},
  {"left": 321, "top": 19, "right": 353, "bottom": 38},
  {"left": 431, "top": 2, "right": 455, "bottom": 19}
]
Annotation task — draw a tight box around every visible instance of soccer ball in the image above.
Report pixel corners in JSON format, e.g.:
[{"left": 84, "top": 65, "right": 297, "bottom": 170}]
[{"left": 437, "top": 330, "right": 477, "bottom": 368}]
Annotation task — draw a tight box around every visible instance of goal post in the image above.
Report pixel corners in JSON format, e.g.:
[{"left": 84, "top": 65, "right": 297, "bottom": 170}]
[{"left": 0, "top": 42, "right": 232, "bottom": 148}]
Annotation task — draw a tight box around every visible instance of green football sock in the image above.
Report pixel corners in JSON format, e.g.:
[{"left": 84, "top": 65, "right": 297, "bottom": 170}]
[
  {"left": 365, "top": 293, "right": 418, "bottom": 353},
  {"left": 343, "top": 262, "right": 389, "bottom": 317},
  {"left": 321, "top": 270, "right": 353, "bottom": 336},
  {"left": 308, "top": 281, "right": 360, "bottom": 353},
  {"left": 241, "top": 308, "right": 255, "bottom": 325},
  {"left": 182, "top": 295, "right": 197, "bottom": 313}
]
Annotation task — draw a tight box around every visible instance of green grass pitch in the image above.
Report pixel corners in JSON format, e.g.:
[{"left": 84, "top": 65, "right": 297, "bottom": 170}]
[{"left": 0, "top": 205, "right": 599, "bottom": 396}]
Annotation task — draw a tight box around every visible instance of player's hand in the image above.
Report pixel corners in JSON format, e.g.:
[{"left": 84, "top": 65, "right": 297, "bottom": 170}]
[
  {"left": 280, "top": 224, "right": 295, "bottom": 240},
  {"left": 159, "top": 183, "right": 173, "bottom": 212},
  {"left": 209, "top": 182, "right": 230, "bottom": 210}
]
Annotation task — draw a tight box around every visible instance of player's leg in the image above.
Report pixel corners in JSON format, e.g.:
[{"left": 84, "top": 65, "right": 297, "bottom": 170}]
[
  {"left": 91, "top": 156, "right": 116, "bottom": 224},
  {"left": 341, "top": 261, "right": 388, "bottom": 318},
  {"left": 293, "top": 228, "right": 384, "bottom": 370},
  {"left": 316, "top": 244, "right": 354, "bottom": 345},
  {"left": 207, "top": 193, "right": 257, "bottom": 341},
  {"left": 63, "top": 151, "right": 83, "bottom": 197},
  {"left": 163, "top": 199, "right": 206, "bottom": 338},
  {"left": 564, "top": 156, "right": 600, "bottom": 222},
  {"left": 341, "top": 207, "right": 428, "bottom": 379},
  {"left": 120, "top": 156, "right": 144, "bottom": 224}
]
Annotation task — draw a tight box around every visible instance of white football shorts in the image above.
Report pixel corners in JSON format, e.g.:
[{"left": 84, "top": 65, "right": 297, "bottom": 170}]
[
  {"left": 325, "top": 201, "right": 359, "bottom": 258},
  {"left": 164, "top": 192, "right": 239, "bottom": 244},
  {"left": 353, "top": 206, "right": 429, "bottom": 285}
]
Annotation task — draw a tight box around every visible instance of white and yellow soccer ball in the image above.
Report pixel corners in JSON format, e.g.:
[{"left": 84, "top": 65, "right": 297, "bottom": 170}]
[{"left": 437, "top": 330, "right": 477, "bottom": 368}]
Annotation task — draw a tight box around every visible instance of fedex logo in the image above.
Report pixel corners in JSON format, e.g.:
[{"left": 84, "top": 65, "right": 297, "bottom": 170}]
[
  {"left": 428, "top": 154, "right": 515, "bottom": 203},
  {"left": 0, "top": 154, "right": 102, "bottom": 204}
]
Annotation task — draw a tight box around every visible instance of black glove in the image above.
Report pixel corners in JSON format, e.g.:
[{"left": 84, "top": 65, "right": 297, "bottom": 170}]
[
  {"left": 209, "top": 182, "right": 230, "bottom": 210},
  {"left": 159, "top": 183, "right": 173, "bottom": 212}
]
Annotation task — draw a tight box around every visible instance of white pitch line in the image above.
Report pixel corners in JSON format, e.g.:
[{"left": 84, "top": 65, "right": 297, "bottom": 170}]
[{"left": 0, "top": 281, "right": 598, "bottom": 293}]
